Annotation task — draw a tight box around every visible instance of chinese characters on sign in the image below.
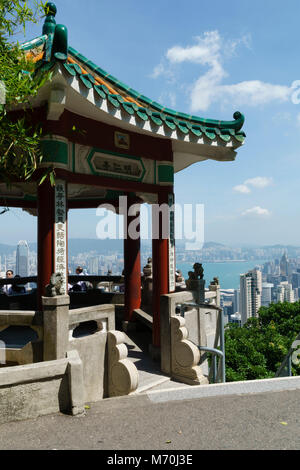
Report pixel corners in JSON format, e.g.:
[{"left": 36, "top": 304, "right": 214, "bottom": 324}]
[
  {"left": 93, "top": 153, "right": 142, "bottom": 179},
  {"left": 168, "top": 193, "right": 176, "bottom": 292},
  {"left": 55, "top": 181, "right": 67, "bottom": 294}
]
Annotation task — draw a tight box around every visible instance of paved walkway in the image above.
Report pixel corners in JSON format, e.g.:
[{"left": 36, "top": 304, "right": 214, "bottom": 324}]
[
  {"left": 1, "top": 325, "right": 299, "bottom": 451},
  {"left": 0, "top": 387, "right": 299, "bottom": 450}
]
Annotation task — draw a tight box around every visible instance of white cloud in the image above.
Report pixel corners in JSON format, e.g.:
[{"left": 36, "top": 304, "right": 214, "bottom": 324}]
[
  {"left": 234, "top": 176, "right": 273, "bottom": 194},
  {"left": 166, "top": 31, "right": 223, "bottom": 65},
  {"left": 151, "top": 63, "right": 165, "bottom": 79},
  {"left": 152, "top": 31, "right": 292, "bottom": 112},
  {"left": 206, "top": 81, "right": 290, "bottom": 110},
  {"left": 158, "top": 91, "right": 177, "bottom": 108},
  {"left": 233, "top": 184, "right": 251, "bottom": 194},
  {"left": 242, "top": 206, "right": 271, "bottom": 217},
  {"left": 244, "top": 177, "right": 273, "bottom": 189}
]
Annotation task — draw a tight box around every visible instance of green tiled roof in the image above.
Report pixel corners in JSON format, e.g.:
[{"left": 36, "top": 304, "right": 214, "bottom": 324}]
[
  {"left": 22, "top": 2, "right": 246, "bottom": 145},
  {"left": 68, "top": 46, "right": 246, "bottom": 141}
]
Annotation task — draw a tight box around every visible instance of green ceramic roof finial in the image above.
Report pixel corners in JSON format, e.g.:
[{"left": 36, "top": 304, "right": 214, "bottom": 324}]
[
  {"left": 43, "top": 2, "right": 57, "bottom": 35},
  {"left": 52, "top": 23, "right": 68, "bottom": 61},
  {"left": 45, "top": 2, "right": 57, "bottom": 16}
]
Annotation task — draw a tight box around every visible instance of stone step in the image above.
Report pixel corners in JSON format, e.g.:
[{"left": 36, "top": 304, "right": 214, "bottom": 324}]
[
  {"left": 133, "top": 309, "right": 153, "bottom": 329},
  {"left": 122, "top": 329, "right": 173, "bottom": 394},
  {"left": 134, "top": 376, "right": 170, "bottom": 394}
]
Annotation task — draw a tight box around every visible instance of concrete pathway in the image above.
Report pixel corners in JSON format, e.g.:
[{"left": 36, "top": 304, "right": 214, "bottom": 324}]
[
  {"left": 1, "top": 325, "right": 299, "bottom": 451},
  {"left": 0, "top": 387, "right": 299, "bottom": 450}
]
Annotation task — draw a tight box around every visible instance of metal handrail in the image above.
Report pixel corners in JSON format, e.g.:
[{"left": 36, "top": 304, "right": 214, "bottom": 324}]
[
  {"left": 275, "top": 332, "right": 300, "bottom": 378},
  {"left": 178, "top": 301, "right": 226, "bottom": 383},
  {"left": 198, "top": 346, "right": 224, "bottom": 384}
]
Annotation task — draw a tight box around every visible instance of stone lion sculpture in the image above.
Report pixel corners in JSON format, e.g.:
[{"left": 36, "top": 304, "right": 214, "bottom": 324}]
[
  {"left": 211, "top": 277, "right": 220, "bottom": 286},
  {"left": 45, "top": 273, "right": 64, "bottom": 297},
  {"left": 193, "top": 263, "right": 204, "bottom": 280}
]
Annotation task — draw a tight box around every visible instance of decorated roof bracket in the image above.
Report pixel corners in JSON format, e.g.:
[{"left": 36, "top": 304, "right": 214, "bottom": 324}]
[{"left": 47, "top": 86, "right": 66, "bottom": 121}]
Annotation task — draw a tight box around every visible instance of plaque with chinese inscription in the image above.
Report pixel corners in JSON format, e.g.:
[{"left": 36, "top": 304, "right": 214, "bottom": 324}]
[{"left": 54, "top": 181, "right": 67, "bottom": 294}]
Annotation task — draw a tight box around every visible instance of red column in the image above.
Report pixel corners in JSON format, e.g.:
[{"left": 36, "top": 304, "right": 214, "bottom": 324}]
[
  {"left": 37, "top": 180, "right": 55, "bottom": 308},
  {"left": 124, "top": 199, "right": 141, "bottom": 322},
  {"left": 37, "top": 179, "right": 68, "bottom": 309},
  {"left": 152, "top": 192, "right": 170, "bottom": 347}
]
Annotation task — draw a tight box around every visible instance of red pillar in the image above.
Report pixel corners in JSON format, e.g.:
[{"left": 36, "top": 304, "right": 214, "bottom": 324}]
[
  {"left": 37, "top": 179, "right": 68, "bottom": 309},
  {"left": 152, "top": 192, "right": 172, "bottom": 347},
  {"left": 37, "top": 180, "right": 55, "bottom": 308},
  {"left": 124, "top": 199, "right": 141, "bottom": 322}
]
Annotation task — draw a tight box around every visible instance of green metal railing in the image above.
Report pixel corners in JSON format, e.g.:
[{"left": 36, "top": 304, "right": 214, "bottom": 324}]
[{"left": 275, "top": 333, "right": 300, "bottom": 378}]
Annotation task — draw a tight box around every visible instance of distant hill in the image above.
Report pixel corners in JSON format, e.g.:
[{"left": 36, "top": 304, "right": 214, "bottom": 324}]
[
  {"left": 262, "top": 245, "right": 298, "bottom": 249},
  {"left": 1, "top": 239, "right": 300, "bottom": 257},
  {"left": 0, "top": 239, "right": 152, "bottom": 256},
  {"left": 203, "top": 242, "right": 227, "bottom": 249},
  {"left": 26, "top": 239, "right": 125, "bottom": 256}
]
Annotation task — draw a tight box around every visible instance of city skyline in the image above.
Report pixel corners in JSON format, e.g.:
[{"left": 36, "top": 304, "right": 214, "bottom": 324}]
[{"left": 2, "top": 239, "right": 300, "bottom": 317}]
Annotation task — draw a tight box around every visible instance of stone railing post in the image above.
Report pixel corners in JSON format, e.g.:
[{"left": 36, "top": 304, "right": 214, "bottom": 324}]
[
  {"left": 209, "top": 277, "right": 221, "bottom": 306},
  {"left": 141, "top": 257, "right": 153, "bottom": 307},
  {"left": 107, "top": 330, "right": 139, "bottom": 397},
  {"left": 42, "top": 295, "right": 70, "bottom": 361},
  {"left": 170, "top": 315, "right": 208, "bottom": 385}
]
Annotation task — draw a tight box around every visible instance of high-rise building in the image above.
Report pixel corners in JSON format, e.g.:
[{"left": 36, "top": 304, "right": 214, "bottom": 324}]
[
  {"left": 276, "top": 281, "right": 295, "bottom": 303},
  {"left": 263, "top": 261, "right": 274, "bottom": 275},
  {"left": 280, "top": 252, "right": 289, "bottom": 277},
  {"left": 240, "top": 269, "right": 262, "bottom": 325},
  {"left": 233, "top": 289, "right": 240, "bottom": 314},
  {"left": 292, "top": 270, "right": 300, "bottom": 290},
  {"left": 261, "top": 282, "right": 274, "bottom": 307},
  {"left": 88, "top": 257, "right": 99, "bottom": 275},
  {"left": 16, "top": 240, "right": 29, "bottom": 277}
]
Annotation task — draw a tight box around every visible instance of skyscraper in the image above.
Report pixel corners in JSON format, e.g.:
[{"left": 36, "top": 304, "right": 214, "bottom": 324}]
[
  {"left": 276, "top": 281, "right": 295, "bottom": 303},
  {"left": 292, "top": 270, "right": 300, "bottom": 290},
  {"left": 88, "top": 257, "right": 99, "bottom": 275},
  {"left": 240, "top": 269, "right": 262, "bottom": 325},
  {"left": 233, "top": 289, "right": 240, "bottom": 314},
  {"left": 280, "top": 252, "right": 289, "bottom": 277},
  {"left": 16, "top": 240, "right": 29, "bottom": 277},
  {"left": 261, "top": 282, "right": 274, "bottom": 307}
]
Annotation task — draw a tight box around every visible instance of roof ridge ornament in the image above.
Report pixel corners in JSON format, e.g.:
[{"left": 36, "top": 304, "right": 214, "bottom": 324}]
[
  {"left": 42, "top": 3, "right": 68, "bottom": 62},
  {"left": 43, "top": 2, "right": 57, "bottom": 35}
]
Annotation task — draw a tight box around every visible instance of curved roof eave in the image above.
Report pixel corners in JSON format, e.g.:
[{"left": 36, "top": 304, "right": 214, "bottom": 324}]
[
  {"left": 33, "top": 66, "right": 242, "bottom": 168},
  {"left": 19, "top": 5, "right": 246, "bottom": 167}
]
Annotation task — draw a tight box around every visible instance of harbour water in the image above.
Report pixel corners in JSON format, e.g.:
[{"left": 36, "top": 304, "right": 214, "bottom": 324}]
[{"left": 177, "top": 260, "right": 266, "bottom": 290}]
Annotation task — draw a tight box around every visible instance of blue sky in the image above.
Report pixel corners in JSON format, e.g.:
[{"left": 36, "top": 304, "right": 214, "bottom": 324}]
[{"left": 2, "top": 0, "right": 300, "bottom": 246}]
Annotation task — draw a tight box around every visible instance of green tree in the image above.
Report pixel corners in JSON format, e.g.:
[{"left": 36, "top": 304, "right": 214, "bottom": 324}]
[
  {"left": 0, "top": 0, "right": 47, "bottom": 182},
  {"left": 225, "top": 302, "right": 300, "bottom": 382}
]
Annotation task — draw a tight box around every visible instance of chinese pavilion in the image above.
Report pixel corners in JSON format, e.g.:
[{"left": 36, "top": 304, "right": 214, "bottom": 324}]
[{"left": 1, "top": 3, "right": 246, "bottom": 351}]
